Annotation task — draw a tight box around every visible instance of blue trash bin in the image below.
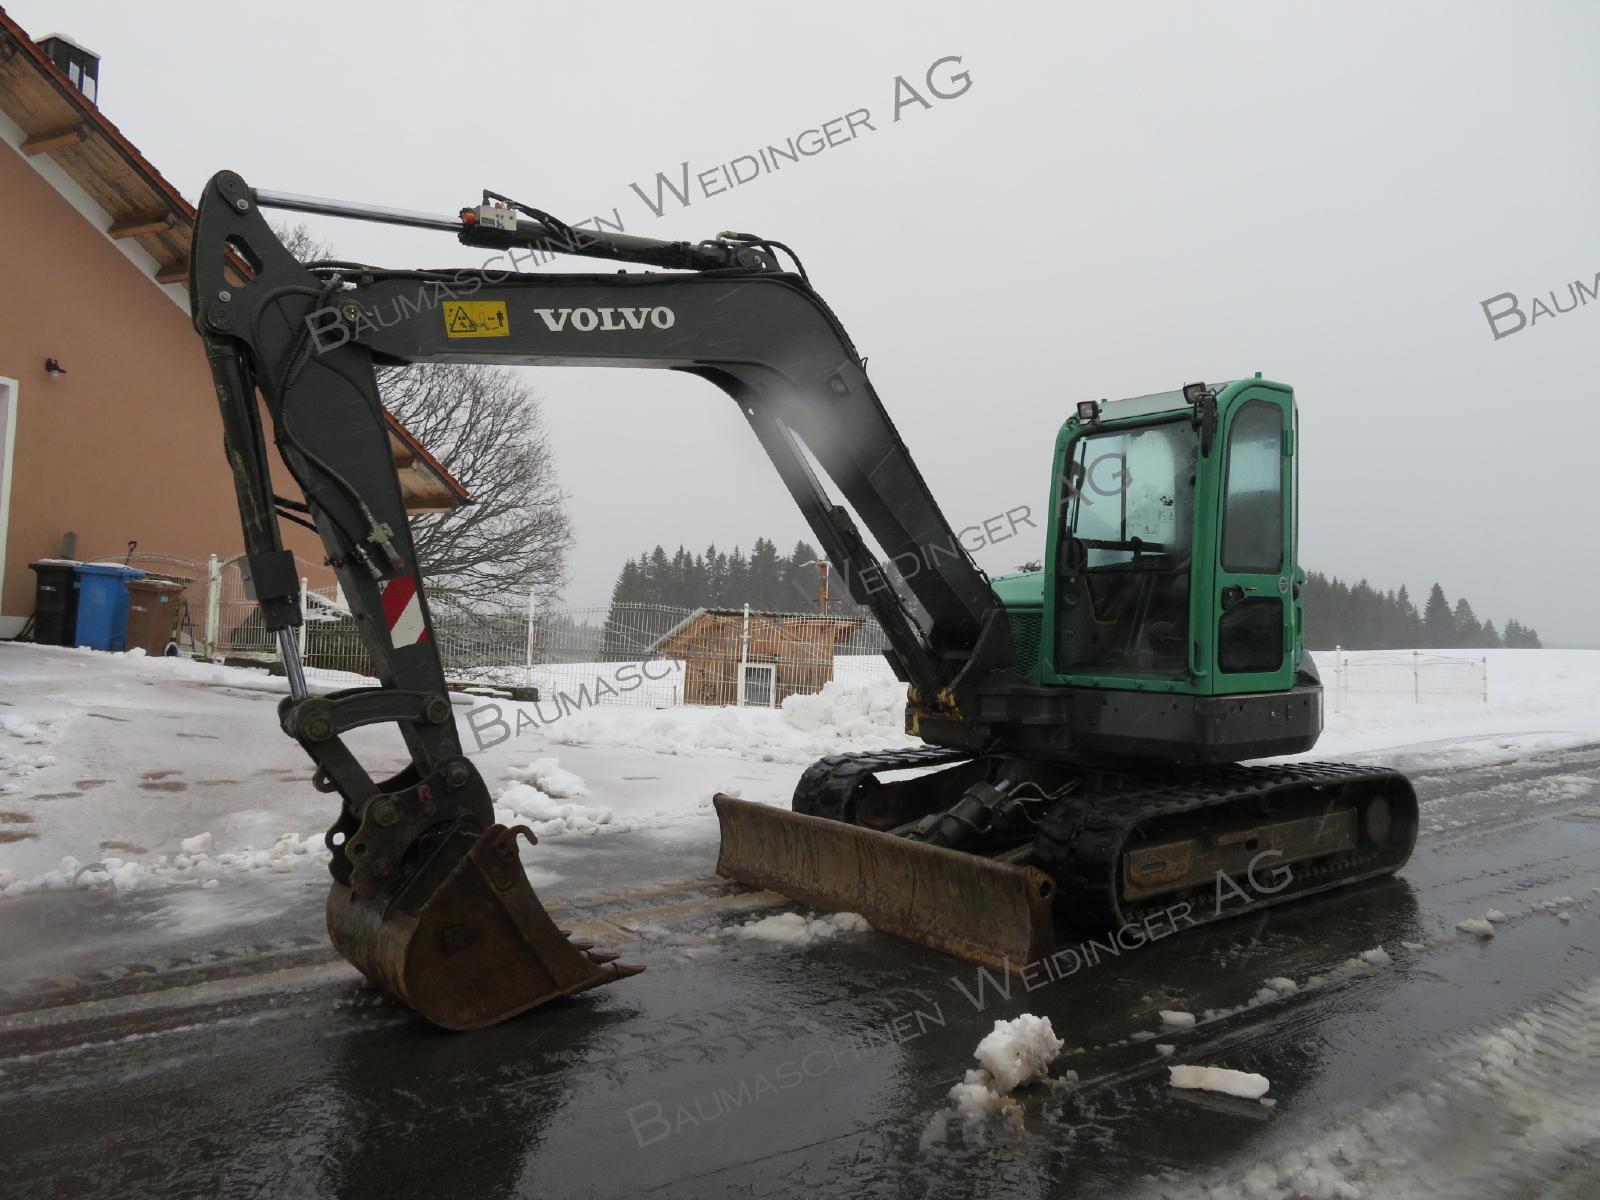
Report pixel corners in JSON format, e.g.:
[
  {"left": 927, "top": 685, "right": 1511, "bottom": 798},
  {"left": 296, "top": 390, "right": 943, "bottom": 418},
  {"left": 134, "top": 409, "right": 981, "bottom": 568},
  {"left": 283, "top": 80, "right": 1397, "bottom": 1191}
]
[{"left": 74, "top": 563, "right": 146, "bottom": 651}]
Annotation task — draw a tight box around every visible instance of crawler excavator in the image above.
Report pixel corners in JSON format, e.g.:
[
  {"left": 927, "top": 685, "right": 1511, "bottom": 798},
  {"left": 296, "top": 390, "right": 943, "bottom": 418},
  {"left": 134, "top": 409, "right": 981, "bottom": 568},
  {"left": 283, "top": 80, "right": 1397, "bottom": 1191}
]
[{"left": 189, "top": 171, "right": 1417, "bottom": 1029}]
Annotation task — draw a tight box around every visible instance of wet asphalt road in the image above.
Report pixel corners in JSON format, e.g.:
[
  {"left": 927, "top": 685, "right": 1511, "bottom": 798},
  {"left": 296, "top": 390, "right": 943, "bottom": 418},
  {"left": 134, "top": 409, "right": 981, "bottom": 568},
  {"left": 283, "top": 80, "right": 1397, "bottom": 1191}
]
[{"left": 3, "top": 745, "right": 1600, "bottom": 1199}]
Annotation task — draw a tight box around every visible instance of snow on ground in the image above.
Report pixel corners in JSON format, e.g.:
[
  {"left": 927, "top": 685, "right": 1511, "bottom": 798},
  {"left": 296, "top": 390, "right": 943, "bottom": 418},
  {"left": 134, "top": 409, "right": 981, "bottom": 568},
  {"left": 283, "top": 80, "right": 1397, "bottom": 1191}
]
[
  {"left": 721, "top": 910, "right": 870, "bottom": 945},
  {"left": 534, "top": 675, "right": 915, "bottom": 764},
  {"left": 1155, "top": 977, "right": 1600, "bottom": 1200},
  {"left": 3, "top": 643, "right": 1600, "bottom": 922}
]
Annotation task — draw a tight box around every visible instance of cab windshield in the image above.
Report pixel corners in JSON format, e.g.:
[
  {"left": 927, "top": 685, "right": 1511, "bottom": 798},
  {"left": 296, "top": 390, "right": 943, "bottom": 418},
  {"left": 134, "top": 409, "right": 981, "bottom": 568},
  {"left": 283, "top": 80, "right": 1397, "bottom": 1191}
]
[{"left": 1055, "top": 419, "right": 1197, "bottom": 676}]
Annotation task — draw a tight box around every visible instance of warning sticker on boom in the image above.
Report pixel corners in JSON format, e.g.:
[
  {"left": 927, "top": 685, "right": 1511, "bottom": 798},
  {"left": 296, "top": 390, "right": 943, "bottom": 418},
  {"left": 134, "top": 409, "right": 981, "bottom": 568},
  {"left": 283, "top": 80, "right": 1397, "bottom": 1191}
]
[{"left": 443, "top": 300, "right": 509, "bottom": 338}]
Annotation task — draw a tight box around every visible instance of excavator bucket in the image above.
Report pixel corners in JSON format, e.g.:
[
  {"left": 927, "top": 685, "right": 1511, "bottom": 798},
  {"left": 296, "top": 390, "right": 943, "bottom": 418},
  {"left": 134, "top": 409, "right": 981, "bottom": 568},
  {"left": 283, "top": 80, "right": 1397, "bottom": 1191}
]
[
  {"left": 327, "top": 824, "right": 642, "bottom": 1030},
  {"left": 713, "top": 795, "right": 1056, "bottom": 971}
]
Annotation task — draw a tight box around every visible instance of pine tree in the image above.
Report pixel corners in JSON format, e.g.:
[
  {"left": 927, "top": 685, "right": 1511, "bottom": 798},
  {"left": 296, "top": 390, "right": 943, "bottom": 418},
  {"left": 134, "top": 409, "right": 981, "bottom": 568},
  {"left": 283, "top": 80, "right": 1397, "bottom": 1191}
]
[
  {"left": 1395, "top": 584, "right": 1421, "bottom": 648},
  {"left": 725, "top": 546, "right": 747, "bottom": 607},
  {"left": 1452, "top": 598, "right": 1483, "bottom": 648},
  {"left": 602, "top": 560, "right": 642, "bottom": 657},
  {"left": 1482, "top": 620, "right": 1503, "bottom": 649},
  {"left": 1422, "top": 584, "right": 1454, "bottom": 649},
  {"left": 747, "top": 538, "right": 781, "bottom": 609}
]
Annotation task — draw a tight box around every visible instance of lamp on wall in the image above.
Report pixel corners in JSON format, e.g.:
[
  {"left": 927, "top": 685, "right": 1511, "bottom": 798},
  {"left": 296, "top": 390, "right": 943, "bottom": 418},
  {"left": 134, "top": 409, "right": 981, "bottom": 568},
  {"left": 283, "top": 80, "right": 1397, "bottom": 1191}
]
[{"left": 44, "top": 358, "right": 67, "bottom": 376}]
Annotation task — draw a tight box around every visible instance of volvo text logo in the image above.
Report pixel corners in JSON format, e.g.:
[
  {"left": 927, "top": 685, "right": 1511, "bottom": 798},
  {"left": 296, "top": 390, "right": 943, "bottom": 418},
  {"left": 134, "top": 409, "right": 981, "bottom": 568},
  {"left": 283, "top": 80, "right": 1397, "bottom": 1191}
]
[{"left": 533, "top": 306, "right": 675, "bottom": 332}]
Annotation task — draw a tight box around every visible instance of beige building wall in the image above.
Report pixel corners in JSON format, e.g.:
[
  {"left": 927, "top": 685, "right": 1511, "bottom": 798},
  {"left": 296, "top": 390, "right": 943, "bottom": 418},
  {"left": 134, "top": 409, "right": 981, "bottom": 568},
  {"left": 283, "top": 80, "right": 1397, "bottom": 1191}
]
[{"left": 0, "top": 140, "right": 326, "bottom": 636}]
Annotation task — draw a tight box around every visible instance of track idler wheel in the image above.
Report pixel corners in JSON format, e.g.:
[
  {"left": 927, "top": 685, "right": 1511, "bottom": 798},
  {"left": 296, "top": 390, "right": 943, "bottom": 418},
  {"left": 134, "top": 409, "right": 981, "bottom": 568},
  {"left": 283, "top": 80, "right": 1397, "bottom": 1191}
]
[{"left": 327, "top": 824, "right": 642, "bottom": 1030}]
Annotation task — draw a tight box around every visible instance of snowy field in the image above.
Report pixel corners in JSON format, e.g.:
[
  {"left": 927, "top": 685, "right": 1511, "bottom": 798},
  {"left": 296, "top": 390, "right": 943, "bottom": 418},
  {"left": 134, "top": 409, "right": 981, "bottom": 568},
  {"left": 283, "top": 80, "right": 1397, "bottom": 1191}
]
[{"left": 2, "top": 643, "right": 1599, "bottom": 908}]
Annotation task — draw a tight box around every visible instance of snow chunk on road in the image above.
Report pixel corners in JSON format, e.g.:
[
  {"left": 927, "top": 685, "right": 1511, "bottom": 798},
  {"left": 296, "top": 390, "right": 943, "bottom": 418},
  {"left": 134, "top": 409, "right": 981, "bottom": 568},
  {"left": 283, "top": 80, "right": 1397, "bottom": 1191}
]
[
  {"left": 494, "top": 782, "right": 612, "bottom": 837},
  {"left": 1360, "top": 946, "right": 1393, "bottom": 966},
  {"left": 1485, "top": 909, "right": 1508, "bottom": 923},
  {"left": 1169, "top": 1065, "right": 1271, "bottom": 1100},
  {"left": 947, "top": 1068, "right": 1021, "bottom": 1120},
  {"left": 723, "top": 910, "right": 869, "bottom": 945},
  {"left": 974, "top": 1014, "right": 1064, "bottom": 1091},
  {"left": 1160, "top": 1009, "right": 1197, "bottom": 1028},
  {"left": 180, "top": 832, "right": 212, "bottom": 855},
  {"left": 1456, "top": 916, "right": 1496, "bottom": 938},
  {"left": 493, "top": 759, "right": 612, "bottom": 837},
  {"left": 505, "top": 756, "right": 588, "bottom": 799}
]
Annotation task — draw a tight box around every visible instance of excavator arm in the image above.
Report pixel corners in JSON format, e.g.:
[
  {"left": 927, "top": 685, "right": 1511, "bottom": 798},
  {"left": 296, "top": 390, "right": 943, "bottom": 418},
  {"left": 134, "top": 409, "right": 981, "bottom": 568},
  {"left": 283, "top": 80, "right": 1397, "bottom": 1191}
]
[{"left": 189, "top": 170, "right": 1014, "bottom": 1027}]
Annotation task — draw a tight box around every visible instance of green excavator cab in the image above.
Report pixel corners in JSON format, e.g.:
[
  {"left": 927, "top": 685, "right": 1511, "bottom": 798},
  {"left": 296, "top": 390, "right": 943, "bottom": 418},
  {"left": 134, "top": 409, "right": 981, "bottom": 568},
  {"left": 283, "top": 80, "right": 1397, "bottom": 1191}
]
[{"left": 1042, "top": 378, "right": 1302, "bottom": 697}]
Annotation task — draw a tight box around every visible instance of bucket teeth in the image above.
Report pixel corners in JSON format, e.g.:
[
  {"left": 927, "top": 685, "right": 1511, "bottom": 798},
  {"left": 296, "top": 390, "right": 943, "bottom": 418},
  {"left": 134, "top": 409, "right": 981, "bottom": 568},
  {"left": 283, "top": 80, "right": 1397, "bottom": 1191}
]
[{"left": 326, "top": 823, "right": 642, "bottom": 1030}]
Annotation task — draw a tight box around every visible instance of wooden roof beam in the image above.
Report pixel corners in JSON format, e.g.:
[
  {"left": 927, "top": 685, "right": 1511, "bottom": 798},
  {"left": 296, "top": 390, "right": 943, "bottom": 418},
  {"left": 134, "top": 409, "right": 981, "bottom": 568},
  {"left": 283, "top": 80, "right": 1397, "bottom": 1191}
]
[
  {"left": 155, "top": 259, "right": 189, "bottom": 285},
  {"left": 109, "top": 210, "right": 178, "bottom": 239},
  {"left": 20, "top": 123, "right": 87, "bottom": 155}
]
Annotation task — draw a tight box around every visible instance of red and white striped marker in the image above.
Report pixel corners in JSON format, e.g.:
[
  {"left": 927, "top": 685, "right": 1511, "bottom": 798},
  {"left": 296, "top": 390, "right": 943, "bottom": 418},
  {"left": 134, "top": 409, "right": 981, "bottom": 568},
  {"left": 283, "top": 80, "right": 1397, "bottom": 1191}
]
[{"left": 380, "top": 575, "right": 429, "bottom": 647}]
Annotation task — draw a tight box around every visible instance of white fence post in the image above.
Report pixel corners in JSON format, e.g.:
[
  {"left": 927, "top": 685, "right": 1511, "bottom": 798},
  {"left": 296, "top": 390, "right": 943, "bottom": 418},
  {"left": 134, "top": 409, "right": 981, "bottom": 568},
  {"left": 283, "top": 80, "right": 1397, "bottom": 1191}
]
[
  {"left": 298, "top": 577, "right": 309, "bottom": 657},
  {"left": 525, "top": 586, "right": 537, "bottom": 689},
  {"left": 203, "top": 554, "right": 221, "bottom": 660},
  {"left": 1482, "top": 655, "right": 1489, "bottom": 703},
  {"left": 736, "top": 603, "right": 751, "bottom": 706},
  {"left": 1333, "top": 644, "right": 1343, "bottom": 714},
  {"left": 1413, "top": 649, "right": 1421, "bottom": 703}
]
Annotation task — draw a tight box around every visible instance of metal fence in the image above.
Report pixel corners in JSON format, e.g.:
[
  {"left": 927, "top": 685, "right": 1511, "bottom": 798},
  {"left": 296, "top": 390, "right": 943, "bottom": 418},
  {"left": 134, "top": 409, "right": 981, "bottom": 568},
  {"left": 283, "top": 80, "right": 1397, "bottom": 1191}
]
[
  {"left": 1328, "top": 648, "right": 1489, "bottom": 712},
  {"left": 178, "top": 572, "right": 897, "bottom": 709}
]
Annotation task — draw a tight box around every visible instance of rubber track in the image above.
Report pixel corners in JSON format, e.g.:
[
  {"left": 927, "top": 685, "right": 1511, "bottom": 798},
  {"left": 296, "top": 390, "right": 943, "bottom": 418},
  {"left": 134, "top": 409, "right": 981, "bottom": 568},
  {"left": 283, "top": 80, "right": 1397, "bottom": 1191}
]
[
  {"left": 791, "top": 745, "right": 970, "bottom": 822},
  {"left": 1033, "top": 760, "right": 1417, "bottom": 932}
]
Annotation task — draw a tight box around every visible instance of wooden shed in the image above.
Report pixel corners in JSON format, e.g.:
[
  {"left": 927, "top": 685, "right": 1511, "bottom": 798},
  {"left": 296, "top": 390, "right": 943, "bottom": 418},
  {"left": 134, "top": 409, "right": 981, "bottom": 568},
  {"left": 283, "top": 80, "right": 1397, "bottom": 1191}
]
[{"left": 649, "top": 608, "right": 864, "bottom": 707}]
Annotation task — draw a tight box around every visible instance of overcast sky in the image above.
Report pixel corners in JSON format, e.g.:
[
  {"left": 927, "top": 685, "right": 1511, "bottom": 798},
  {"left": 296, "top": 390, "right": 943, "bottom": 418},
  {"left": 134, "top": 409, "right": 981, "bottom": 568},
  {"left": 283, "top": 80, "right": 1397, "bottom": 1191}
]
[{"left": 18, "top": 1, "right": 1598, "bottom": 643}]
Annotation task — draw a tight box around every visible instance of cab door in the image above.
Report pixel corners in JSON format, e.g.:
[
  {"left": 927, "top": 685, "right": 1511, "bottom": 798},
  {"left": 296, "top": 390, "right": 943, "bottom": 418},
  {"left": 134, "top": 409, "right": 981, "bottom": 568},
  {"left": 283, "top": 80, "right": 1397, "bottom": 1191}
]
[{"left": 1209, "top": 392, "right": 1296, "bottom": 694}]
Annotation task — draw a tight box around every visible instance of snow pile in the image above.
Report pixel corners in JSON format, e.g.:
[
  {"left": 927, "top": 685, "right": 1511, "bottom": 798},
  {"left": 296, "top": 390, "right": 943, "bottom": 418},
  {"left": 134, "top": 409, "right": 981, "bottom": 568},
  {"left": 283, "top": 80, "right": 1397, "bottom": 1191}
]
[
  {"left": 504, "top": 756, "right": 589, "bottom": 799},
  {"left": 922, "top": 1014, "right": 1066, "bottom": 1148},
  {"left": 1456, "top": 916, "right": 1496, "bottom": 938},
  {"left": 974, "top": 1013, "right": 1065, "bottom": 1091},
  {"left": 779, "top": 680, "right": 909, "bottom": 741},
  {"left": 722, "top": 910, "right": 869, "bottom": 945},
  {"left": 493, "top": 758, "right": 613, "bottom": 837},
  {"left": 542, "top": 677, "right": 916, "bottom": 765},
  {"left": 1168, "top": 1064, "right": 1271, "bottom": 1100},
  {"left": 0, "top": 830, "right": 330, "bottom": 900},
  {"left": 494, "top": 784, "right": 612, "bottom": 838},
  {"left": 1159, "top": 1009, "right": 1197, "bottom": 1028}
]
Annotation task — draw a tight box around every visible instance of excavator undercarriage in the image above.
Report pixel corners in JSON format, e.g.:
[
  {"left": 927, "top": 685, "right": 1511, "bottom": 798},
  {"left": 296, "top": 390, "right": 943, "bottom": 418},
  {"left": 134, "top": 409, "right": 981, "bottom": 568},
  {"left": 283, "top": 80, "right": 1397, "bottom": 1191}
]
[{"left": 189, "top": 170, "right": 1418, "bottom": 1029}]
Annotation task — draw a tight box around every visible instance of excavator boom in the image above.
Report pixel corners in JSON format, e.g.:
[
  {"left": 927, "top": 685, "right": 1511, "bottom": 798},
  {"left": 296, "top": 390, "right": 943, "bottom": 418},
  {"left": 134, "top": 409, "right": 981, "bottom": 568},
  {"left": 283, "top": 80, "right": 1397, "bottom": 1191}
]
[{"left": 189, "top": 171, "right": 1021, "bottom": 1027}]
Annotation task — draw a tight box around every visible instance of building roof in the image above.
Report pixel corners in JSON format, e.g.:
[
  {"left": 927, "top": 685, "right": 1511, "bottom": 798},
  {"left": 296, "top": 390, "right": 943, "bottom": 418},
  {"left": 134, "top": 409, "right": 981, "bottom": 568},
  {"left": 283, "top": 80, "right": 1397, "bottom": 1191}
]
[{"left": 0, "top": 9, "right": 470, "bottom": 514}]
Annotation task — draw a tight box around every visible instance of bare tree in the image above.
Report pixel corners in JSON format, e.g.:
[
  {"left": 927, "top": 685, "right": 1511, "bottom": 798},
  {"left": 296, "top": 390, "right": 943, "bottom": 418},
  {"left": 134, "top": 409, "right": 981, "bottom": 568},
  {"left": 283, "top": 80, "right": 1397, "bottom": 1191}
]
[
  {"left": 271, "top": 221, "right": 335, "bottom": 265},
  {"left": 377, "top": 362, "right": 572, "bottom": 606},
  {"left": 270, "top": 223, "right": 573, "bottom": 607}
]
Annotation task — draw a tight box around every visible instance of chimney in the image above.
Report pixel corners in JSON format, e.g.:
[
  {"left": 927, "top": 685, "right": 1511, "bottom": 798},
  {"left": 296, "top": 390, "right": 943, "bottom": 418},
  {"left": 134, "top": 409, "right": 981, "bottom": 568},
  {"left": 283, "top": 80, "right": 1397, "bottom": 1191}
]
[{"left": 37, "top": 33, "right": 99, "bottom": 106}]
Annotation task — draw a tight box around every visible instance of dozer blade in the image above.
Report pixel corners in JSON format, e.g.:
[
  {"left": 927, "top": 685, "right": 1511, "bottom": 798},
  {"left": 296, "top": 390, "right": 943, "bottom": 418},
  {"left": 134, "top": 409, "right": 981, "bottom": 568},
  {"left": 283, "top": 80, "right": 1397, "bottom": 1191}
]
[
  {"left": 327, "top": 824, "right": 642, "bottom": 1031},
  {"left": 713, "top": 794, "right": 1056, "bottom": 971}
]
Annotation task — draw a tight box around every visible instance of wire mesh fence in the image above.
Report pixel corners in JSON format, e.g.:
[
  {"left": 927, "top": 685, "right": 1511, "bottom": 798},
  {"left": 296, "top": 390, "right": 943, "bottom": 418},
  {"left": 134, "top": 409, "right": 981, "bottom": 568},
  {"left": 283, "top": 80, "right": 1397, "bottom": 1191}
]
[
  {"left": 1328, "top": 648, "right": 1489, "bottom": 712},
  {"left": 36, "top": 554, "right": 1500, "bottom": 719},
  {"left": 197, "top": 583, "right": 899, "bottom": 710}
]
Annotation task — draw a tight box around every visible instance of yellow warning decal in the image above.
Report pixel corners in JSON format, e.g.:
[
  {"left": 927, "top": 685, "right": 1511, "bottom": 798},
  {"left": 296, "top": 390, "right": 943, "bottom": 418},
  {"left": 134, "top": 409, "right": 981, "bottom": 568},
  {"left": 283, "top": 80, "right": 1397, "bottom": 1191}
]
[{"left": 443, "top": 300, "right": 509, "bottom": 338}]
